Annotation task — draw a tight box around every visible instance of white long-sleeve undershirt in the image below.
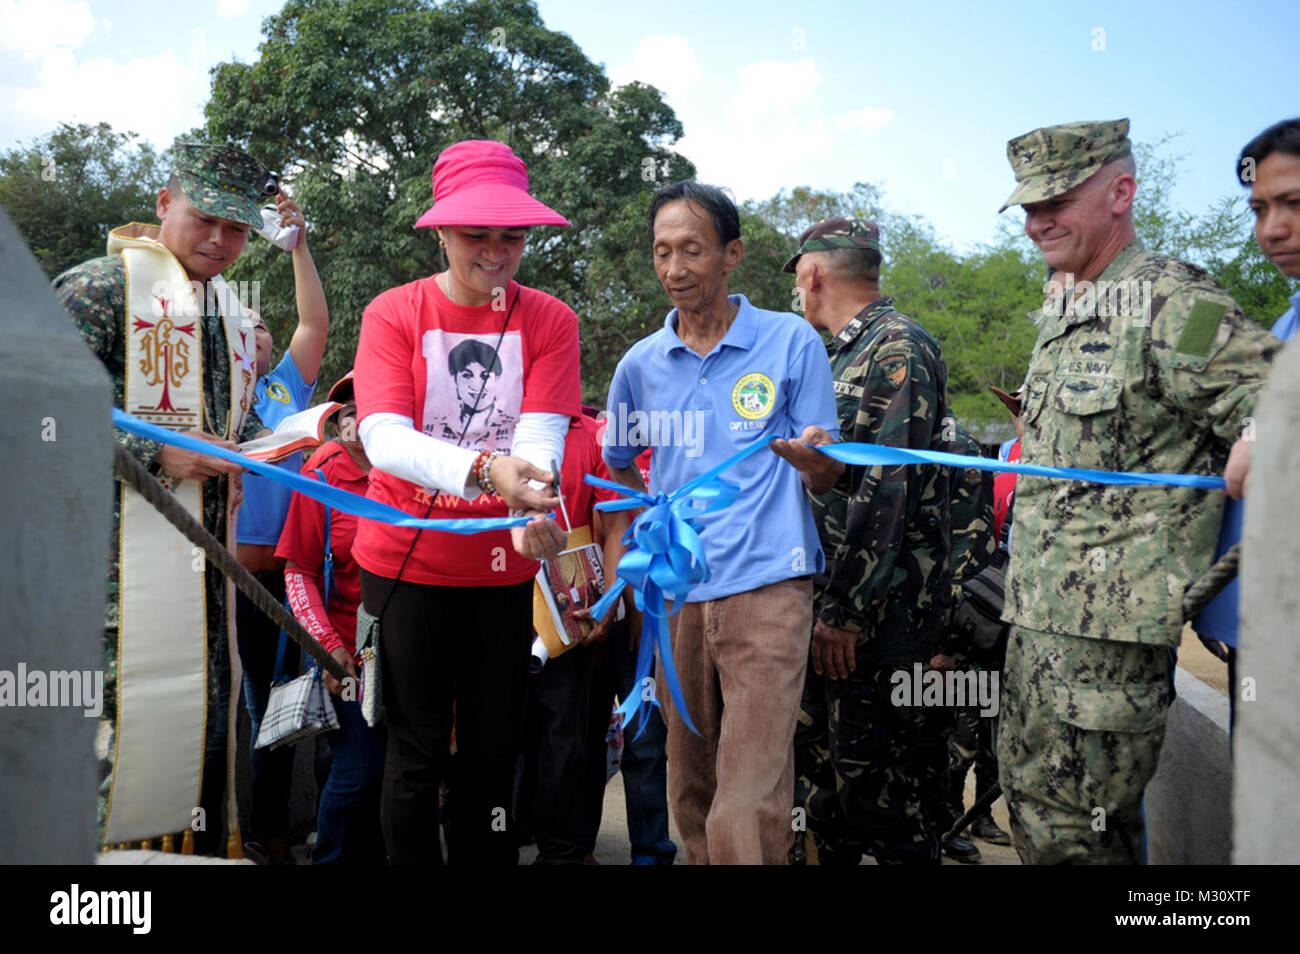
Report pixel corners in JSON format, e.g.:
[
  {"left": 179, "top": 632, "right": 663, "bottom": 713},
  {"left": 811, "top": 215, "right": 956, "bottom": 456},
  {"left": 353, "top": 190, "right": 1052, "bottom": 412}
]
[{"left": 359, "top": 411, "right": 569, "bottom": 501}]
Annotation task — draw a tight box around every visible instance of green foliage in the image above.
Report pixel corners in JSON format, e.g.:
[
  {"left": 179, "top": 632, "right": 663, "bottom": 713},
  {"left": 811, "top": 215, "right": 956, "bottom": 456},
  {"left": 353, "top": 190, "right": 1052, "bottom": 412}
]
[
  {"left": 882, "top": 218, "right": 1041, "bottom": 436},
  {"left": 0, "top": 122, "right": 167, "bottom": 279},
  {"left": 1132, "top": 135, "right": 1291, "bottom": 327},
  {"left": 203, "top": 0, "right": 693, "bottom": 393}
]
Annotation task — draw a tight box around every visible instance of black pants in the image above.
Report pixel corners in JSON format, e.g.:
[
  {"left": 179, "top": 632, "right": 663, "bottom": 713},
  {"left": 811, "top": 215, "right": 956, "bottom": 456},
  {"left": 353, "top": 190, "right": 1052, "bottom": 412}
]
[
  {"left": 235, "top": 570, "right": 298, "bottom": 844},
  {"left": 518, "top": 645, "right": 597, "bottom": 864},
  {"left": 361, "top": 570, "right": 532, "bottom": 866}
]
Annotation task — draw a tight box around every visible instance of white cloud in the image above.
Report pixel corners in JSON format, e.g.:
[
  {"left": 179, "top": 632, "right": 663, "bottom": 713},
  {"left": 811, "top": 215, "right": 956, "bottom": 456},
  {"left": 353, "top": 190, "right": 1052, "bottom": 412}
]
[
  {"left": 0, "top": 1, "right": 210, "bottom": 149},
  {"left": 610, "top": 34, "right": 702, "bottom": 106},
  {"left": 839, "top": 106, "right": 893, "bottom": 135},
  {"left": 0, "top": 0, "right": 95, "bottom": 60},
  {"left": 674, "top": 57, "right": 836, "bottom": 200},
  {"left": 610, "top": 41, "right": 897, "bottom": 202},
  {"left": 216, "top": 0, "right": 249, "bottom": 20},
  {"left": 4, "top": 45, "right": 209, "bottom": 146}
]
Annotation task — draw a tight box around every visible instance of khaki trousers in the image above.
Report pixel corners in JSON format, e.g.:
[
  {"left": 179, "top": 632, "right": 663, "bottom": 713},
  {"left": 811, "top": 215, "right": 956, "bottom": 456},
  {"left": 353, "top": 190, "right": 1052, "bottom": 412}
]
[{"left": 660, "top": 577, "right": 813, "bottom": 864}]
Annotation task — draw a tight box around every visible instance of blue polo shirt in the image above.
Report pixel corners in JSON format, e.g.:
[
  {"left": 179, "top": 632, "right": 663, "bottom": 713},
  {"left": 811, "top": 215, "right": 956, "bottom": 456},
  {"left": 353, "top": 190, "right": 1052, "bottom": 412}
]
[
  {"left": 237, "top": 351, "right": 317, "bottom": 545},
  {"left": 603, "top": 294, "right": 839, "bottom": 603}
]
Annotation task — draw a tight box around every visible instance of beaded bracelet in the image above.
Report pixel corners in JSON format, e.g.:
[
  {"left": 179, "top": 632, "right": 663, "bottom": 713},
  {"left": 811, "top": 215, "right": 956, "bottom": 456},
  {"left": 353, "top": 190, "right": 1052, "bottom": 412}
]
[{"left": 473, "top": 449, "right": 502, "bottom": 496}]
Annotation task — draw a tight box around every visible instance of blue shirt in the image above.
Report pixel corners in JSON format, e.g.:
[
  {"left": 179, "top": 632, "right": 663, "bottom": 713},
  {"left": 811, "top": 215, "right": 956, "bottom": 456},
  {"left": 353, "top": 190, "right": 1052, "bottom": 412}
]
[
  {"left": 1193, "top": 287, "right": 1297, "bottom": 645},
  {"left": 603, "top": 294, "right": 839, "bottom": 602},
  {"left": 236, "top": 351, "right": 317, "bottom": 544}
]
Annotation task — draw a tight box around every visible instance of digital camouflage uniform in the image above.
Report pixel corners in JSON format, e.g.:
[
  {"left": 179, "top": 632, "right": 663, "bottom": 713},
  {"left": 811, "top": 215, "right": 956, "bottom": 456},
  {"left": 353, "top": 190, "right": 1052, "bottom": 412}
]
[
  {"left": 790, "top": 220, "right": 953, "bottom": 864},
  {"left": 52, "top": 141, "right": 271, "bottom": 847},
  {"left": 996, "top": 120, "right": 1279, "bottom": 864},
  {"left": 937, "top": 424, "right": 998, "bottom": 830}
]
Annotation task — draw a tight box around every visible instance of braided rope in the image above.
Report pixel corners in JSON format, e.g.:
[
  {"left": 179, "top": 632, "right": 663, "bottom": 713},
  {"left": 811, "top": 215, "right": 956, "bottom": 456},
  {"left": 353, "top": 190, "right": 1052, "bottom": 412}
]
[
  {"left": 1181, "top": 543, "right": 1240, "bottom": 622},
  {"left": 113, "top": 444, "right": 349, "bottom": 682}
]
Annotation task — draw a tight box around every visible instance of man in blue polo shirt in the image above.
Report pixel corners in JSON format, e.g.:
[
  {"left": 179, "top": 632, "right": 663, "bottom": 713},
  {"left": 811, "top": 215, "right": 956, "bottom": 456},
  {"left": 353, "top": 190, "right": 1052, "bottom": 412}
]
[
  {"left": 235, "top": 191, "right": 329, "bottom": 864},
  {"left": 603, "top": 181, "right": 841, "bottom": 865},
  {"left": 1196, "top": 118, "right": 1300, "bottom": 734}
]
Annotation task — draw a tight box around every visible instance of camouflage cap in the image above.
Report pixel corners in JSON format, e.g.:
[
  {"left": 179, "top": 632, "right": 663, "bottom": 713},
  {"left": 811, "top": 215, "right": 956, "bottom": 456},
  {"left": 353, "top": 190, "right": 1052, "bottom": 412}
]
[
  {"left": 998, "top": 119, "right": 1132, "bottom": 213},
  {"left": 782, "top": 215, "right": 882, "bottom": 273},
  {"left": 171, "top": 140, "right": 276, "bottom": 229}
]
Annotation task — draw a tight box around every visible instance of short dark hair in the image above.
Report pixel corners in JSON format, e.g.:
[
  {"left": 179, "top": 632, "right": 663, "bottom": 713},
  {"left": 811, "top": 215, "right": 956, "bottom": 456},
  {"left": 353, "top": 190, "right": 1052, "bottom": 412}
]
[
  {"left": 1237, "top": 118, "right": 1300, "bottom": 186},
  {"left": 816, "top": 247, "right": 882, "bottom": 284},
  {"left": 167, "top": 173, "right": 183, "bottom": 195},
  {"left": 648, "top": 181, "right": 741, "bottom": 247},
  {"left": 448, "top": 339, "right": 502, "bottom": 376}
]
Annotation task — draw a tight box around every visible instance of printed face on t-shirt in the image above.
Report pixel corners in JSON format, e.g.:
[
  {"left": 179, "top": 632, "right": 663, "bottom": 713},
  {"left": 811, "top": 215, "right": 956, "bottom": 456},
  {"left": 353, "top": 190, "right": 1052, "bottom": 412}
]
[
  {"left": 455, "top": 361, "right": 498, "bottom": 414},
  {"left": 421, "top": 329, "right": 523, "bottom": 450}
]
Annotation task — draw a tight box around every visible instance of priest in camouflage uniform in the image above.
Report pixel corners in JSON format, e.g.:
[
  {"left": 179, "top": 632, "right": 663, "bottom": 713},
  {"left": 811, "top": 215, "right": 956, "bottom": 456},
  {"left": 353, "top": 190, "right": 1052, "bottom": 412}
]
[{"left": 54, "top": 141, "right": 273, "bottom": 853}]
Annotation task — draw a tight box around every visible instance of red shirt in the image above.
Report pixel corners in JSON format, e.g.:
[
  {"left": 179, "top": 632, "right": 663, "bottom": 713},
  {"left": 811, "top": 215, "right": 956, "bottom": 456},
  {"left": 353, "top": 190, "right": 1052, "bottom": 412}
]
[
  {"left": 594, "top": 417, "right": 652, "bottom": 489},
  {"left": 276, "top": 440, "right": 370, "bottom": 655},
  {"left": 993, "top": 439, "right": 1021, "bottom": 543},
  {"left": 352, "top": 277, "right": 581, "bottom": 586},
  {"left": 561, "top": 416, "right": 619, "bottom": 534}
]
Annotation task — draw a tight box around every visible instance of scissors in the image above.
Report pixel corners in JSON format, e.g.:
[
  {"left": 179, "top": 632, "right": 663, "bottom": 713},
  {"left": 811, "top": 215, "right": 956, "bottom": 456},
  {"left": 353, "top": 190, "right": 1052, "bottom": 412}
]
[{"left": 550, "top": 457, "right": 572, "bottom": 533}]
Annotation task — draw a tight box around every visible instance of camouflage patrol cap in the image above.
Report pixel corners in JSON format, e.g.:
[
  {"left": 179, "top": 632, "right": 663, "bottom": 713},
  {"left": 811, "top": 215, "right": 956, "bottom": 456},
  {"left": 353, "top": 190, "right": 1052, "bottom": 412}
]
[
  {"left": 782, "top": 216, "right": 882, "bottom": 273},
  {"left": 998, "top": 119, "right": 1132, "bottom": 213},
  {"left": 171, "top": 140, "right": 276, "bottom": 229}
]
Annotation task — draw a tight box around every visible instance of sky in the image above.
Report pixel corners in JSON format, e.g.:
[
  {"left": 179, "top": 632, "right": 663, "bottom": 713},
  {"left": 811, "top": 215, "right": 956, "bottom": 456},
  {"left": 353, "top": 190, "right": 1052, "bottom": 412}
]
[{"left": 2, "top": 0, "right": 1296, "bottom": 251}]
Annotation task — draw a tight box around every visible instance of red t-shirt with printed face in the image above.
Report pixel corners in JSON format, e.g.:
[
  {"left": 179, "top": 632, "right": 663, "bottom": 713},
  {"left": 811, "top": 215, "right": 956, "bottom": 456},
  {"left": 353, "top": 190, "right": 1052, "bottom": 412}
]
[
  {"left": 276, "top": 440, "right": 370, "bottom": 655},
  {"left": 352, "top": 277, "right": 581, "bottom": 586}
]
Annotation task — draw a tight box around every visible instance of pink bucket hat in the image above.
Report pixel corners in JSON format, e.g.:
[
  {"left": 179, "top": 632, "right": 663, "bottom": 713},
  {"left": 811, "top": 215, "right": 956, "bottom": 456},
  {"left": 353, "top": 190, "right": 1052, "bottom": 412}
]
[{"left": 414, "top": 140, "right": 569, "bottom": 229}]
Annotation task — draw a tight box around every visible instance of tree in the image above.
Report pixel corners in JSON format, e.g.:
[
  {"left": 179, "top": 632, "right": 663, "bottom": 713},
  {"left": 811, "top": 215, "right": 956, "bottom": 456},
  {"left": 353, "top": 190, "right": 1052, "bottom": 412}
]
[
  {"left": 1132, "top": 135, "right": 1291, "bottom": 327},
  {"left": 0, "top": 122, "right": 167, "bottom": 279},
  {"left": 203, "top": 0, "right": 693, "bottom": 395}
]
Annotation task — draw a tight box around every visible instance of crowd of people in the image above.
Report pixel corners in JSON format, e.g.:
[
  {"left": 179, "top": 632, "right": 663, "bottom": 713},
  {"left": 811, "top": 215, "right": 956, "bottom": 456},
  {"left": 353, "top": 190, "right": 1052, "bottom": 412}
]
[{"left": 55, "top": 112, "right": 1300, "bottom": 864}]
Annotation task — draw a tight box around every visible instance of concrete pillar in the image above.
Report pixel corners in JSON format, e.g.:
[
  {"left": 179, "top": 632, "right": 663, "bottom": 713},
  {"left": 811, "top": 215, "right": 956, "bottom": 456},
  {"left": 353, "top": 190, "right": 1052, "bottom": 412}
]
[
  {"left": 0, "top": 210, "right": 113, "bottom": 862},
  {"left": 1233, "top": 336, "right": 1300, "bottom": 864},
  {"left": 1145, "top": 668, "right": 1231, "bottom": 864}
]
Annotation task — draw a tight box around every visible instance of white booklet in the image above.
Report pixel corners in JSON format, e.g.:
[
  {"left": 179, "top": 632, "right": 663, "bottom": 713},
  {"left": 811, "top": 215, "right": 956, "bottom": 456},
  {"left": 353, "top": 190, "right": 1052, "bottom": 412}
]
[{"left": 237, "top": 401, "right": 343, "bottom": 462}]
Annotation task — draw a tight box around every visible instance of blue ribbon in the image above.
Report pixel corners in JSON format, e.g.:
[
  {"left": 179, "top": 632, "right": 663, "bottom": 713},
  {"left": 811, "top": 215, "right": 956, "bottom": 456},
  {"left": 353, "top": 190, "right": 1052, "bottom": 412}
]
[
  {"left": 585, "top": 436, "right": 779, "bottom": 737},
  {"left": 818, "top": 441, "right": 1226, "bottom": 490},
  {"left": 112, "top": 408, "right": 538, "bottom": 533},
  {"left": 585, "top": 433, "right": 1223, "bottom": 737}
]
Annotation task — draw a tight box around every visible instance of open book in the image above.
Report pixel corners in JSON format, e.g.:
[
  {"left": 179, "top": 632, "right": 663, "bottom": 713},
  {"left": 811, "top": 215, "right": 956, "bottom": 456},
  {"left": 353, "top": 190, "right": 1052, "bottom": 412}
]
[
  {"left": 532, "top": 524, "right": 623, "bottom": 667},
  {"left": 238, "top": 401, "right": 343, "bottom": 463}
]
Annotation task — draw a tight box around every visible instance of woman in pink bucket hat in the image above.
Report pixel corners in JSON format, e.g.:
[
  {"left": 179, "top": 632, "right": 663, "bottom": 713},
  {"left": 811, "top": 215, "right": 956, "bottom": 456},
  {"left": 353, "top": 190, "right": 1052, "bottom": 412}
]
[{"left": 350, "top": 140, "right": 580, "bottom": 864}]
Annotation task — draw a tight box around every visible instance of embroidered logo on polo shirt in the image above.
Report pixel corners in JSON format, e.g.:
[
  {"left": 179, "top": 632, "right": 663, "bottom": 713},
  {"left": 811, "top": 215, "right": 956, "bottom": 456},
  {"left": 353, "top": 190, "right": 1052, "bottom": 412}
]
[
  {"left": 732, "top": 373, "right": 776, "bottom": 420},
  {"left": 266, "top": 381, "right": 291, "bottom": 405}
]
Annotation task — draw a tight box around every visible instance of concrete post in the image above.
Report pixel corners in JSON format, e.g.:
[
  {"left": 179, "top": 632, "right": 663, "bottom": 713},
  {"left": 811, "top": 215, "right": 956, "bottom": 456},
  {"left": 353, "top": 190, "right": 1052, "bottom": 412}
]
[
  {"left": 1233, "top": 336, "right": 1300, "bottom": 864},
  {"left": 0, "top": 210, "right": 113, "bottom": 862}
]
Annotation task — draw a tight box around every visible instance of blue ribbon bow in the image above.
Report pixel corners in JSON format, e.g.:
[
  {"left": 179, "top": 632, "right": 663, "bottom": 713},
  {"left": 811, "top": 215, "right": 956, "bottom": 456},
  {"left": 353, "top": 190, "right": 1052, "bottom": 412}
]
[{"left": 584, "top": 436, "right": 781, "bottom": 737}]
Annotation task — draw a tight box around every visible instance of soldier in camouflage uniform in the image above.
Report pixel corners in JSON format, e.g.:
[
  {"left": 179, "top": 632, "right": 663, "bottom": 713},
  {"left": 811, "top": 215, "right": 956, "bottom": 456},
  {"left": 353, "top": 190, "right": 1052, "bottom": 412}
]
[
  {"left": 53, "top": 141, "right": 272, "bottom": 850},
  {"left": 930, "top": 422, "right": 998, "bottom": 859},
  {"left": 786, "top": 217, "right": 953, "bottom": 865},
  {"left": 996, "top": 119, "right": 1277, "bottom": 863}
]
